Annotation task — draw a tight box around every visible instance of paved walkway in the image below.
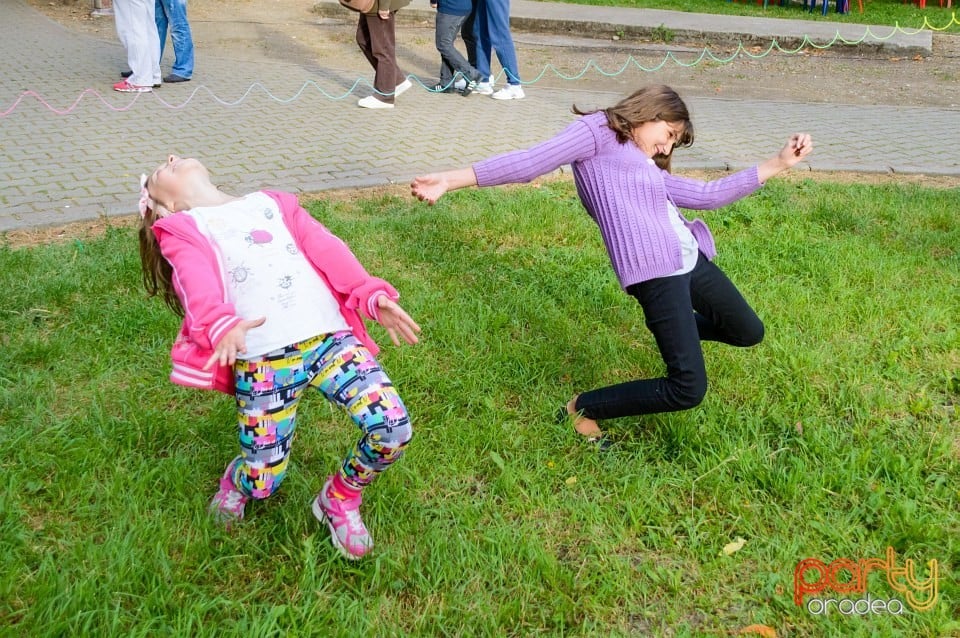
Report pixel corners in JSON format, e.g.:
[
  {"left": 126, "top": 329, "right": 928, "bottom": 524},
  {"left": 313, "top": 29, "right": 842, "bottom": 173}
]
[{"left": 0, "top": 0, "right": 957, "bottom": 231}]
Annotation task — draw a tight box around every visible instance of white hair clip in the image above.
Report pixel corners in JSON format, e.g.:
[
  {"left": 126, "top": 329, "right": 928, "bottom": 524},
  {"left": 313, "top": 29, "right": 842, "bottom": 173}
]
[{"left": 138, "top": 173, "right": 153, "bottom": 218}]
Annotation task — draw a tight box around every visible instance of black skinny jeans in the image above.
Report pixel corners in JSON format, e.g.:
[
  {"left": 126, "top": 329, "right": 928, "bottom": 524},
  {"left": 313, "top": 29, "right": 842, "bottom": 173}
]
[{"left": 575, "top": 253, "right": 764, "bottom": 420}]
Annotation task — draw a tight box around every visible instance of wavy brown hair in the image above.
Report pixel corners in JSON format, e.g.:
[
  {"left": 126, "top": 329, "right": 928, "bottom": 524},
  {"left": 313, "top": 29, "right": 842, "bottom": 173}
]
[
  {"left": 573, "top": 84, "right": 694, "bottom": 172},
  {"left": 138, "top": 206, "right": 184, "bottom": 317}
]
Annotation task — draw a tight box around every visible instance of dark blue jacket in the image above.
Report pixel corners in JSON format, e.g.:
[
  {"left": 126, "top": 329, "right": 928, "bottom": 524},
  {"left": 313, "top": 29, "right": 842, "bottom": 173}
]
[{"left": 437, "top": 0, "right": 473, "bottom": 17}]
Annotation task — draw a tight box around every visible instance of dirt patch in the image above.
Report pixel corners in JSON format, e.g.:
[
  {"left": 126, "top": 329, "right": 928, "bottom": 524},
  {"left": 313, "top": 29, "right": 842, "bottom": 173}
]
[{"left": 0, "top": 215, "right": 139, "bottom": 249}]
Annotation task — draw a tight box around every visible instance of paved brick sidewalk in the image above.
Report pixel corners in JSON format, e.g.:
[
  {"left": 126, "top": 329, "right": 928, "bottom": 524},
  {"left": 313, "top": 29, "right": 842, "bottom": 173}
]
[{"left": 0, "top": 0, "right": 957, "bottom": 232}]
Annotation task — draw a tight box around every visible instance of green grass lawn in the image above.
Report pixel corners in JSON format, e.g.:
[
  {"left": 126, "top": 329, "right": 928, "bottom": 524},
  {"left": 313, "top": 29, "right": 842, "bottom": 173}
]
[
  {"left": 1, "top": 176, "right": 957, "bottom": 636},
  {"left": 551, "top": 0, "right": 960, "bottom": 33}
]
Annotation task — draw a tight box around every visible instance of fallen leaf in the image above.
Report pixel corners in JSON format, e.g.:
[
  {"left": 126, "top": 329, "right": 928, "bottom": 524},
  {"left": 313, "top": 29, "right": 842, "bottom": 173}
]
[
  {"left": 739, "top": 624, "right": 776, "bottom": 637},
  {"left": 722, "top": 536, "right": 746, "bottom": 556}
]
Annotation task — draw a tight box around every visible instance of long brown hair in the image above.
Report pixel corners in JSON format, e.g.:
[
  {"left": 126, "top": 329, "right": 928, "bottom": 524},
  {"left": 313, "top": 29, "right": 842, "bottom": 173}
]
[
  {"left": 573, "top": 84, "right": 694, "bottom": 172},
  {"left": 138, "top": 207, "right": 184, "bottom": 317}
]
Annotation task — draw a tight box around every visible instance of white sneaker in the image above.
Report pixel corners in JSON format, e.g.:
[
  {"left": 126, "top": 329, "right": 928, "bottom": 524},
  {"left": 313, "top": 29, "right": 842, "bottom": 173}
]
[
  {"left": 474, "top": 81, "right": 494, "bottom": 96},
  {"left": 491, "top": 84, "right": 525, "bottom": 100},
  {"left": 395, "top": 79, "right": 412, "bottom": 96},
  {"left": 358, "top": 95, "right": 394, "bottom": 109},
  {"left": 453, "top": 77, "right": 467, "bottom": 91}
]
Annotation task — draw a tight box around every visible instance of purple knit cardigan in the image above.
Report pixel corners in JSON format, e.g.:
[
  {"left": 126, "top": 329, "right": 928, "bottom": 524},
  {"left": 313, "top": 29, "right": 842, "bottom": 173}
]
[{"left": 472, "top": 111, "right": 763, "bottom": 289}]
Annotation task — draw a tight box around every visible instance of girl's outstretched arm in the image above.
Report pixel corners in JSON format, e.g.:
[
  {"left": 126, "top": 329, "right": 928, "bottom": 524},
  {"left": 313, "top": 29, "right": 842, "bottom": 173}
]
[
  {"left": 412, "top": 119, "right": 598, "bottom": 204},
  {"left": 757, "top": 133, "right": 813, "bottom": 182},
  {"left": 410, "top": 167, "right": 478, "bottom": 205}
]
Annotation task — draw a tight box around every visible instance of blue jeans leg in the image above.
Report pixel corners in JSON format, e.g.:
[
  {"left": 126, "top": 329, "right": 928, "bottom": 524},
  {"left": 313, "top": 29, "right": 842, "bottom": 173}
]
[
  {"left": 483, "top": 0, "right": 520, "bottom": 84},
  {"left": 156, "top": 0, "right": 194, "bottom": 78},
  {"left": 155, "top": 0, "right": 168, "bottom": 58},
  {"left": 472, "top": 0, "right": 491, "bottom": 80}
]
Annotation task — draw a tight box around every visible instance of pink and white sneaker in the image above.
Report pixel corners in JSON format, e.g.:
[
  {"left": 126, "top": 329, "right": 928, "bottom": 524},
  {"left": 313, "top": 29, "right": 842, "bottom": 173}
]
[
  {"left": 209, "top": 457, "right": 248, "bottom": 527},
  {"left": 113, "top": 79, "right": 153, "bottom": 93},
  {"left": 312, "top": 476, "right": 373, "bottom": 560}
]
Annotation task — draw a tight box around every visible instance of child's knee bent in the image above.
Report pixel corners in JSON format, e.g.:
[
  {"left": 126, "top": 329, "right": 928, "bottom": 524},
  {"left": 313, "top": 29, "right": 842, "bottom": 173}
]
[
  {"left": 744, "top": 322, "right": 765, "bottom": 347},
  {"left": 365, "top": 413, "right": 413, "bottom": 469},
  {"left": 732, "top": 319, "right": 765, "bottom": 347},
  {"left": 377, "top": 416, "right": 413, "bottom": 450},
  {"left": 665, "top": 375, "right": 708, "bottom": 411}
]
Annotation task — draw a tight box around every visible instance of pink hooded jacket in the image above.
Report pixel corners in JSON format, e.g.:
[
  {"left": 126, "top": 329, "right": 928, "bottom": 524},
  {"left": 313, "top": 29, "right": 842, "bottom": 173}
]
[{"left": 152, "top": 190, "right": 399, "bottom": 395}]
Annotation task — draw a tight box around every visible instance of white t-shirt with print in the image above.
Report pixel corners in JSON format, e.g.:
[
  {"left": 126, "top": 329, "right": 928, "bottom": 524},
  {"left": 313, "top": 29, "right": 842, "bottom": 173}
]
[
  {"left": 187, "top": 192, "right": 350, "bottom": 358},
  {"left": 666, "top": 199, "right": 699, "bottom": 277}
]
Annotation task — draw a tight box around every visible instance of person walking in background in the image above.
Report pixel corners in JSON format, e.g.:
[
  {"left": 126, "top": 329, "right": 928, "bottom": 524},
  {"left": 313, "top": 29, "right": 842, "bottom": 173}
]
[
  {"left": 356, "top": 0, "right": 414, "bottom": 109},
  {"left": 155, "top": 0, "right": 194, "bottom": 83},
  {"left": 138, "top": 154, "right": 421, "bottom": 559},
  {"left": 431, "top": 0, "right": 483, "bottom": 95},
  {"left": 452, "top": 0, "right": 478, "bottom": 92},
  {"left": 412, "top": 85, "right": 812, "bottom": 447},
  {"left": 472, "top": 0, "right": 524, "bottom": 100},
  {"left": 113, "top": 0, "right": 161, "bottom": 92}
]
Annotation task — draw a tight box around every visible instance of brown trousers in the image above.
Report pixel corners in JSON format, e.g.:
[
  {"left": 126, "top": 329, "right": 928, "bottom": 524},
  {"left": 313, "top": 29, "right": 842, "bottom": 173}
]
[{"left": 356, "top": 12, "right": 405, "bottom": 104}]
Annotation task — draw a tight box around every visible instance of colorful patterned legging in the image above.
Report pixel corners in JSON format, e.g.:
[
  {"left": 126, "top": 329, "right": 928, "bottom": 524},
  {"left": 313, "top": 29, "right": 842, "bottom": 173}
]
[{"left": 227, "top": 331, "right": 411, "bottom": 499}]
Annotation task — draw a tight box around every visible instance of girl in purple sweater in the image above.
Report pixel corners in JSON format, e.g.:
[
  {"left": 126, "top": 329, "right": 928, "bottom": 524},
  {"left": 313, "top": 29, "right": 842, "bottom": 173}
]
[{"left": 411, "top": 85, "right": 812, "bottom": 447}]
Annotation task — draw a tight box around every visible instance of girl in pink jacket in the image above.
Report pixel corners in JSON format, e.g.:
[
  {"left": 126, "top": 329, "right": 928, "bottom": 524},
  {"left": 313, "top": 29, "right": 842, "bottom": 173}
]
[{"left": 138, "top": 155, "right": 420, "bottom": 560}]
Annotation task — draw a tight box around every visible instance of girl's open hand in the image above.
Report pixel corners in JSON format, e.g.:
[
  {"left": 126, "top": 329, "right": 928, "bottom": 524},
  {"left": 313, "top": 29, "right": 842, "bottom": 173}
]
[
  {"left": 377, "top": 296, "right": 421, "bottom": 346},
  {"left": 204, "top": 316, "right": 266, "bottom": 369},
  {"left": 779, "top": 133, "right": 813, "bottom": 167},
  {"left": 410, "top": 174, "right": 448, "bottom": 205},
  {"left": 758, "top": 133, "right": 813, "bottom": 181}
]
